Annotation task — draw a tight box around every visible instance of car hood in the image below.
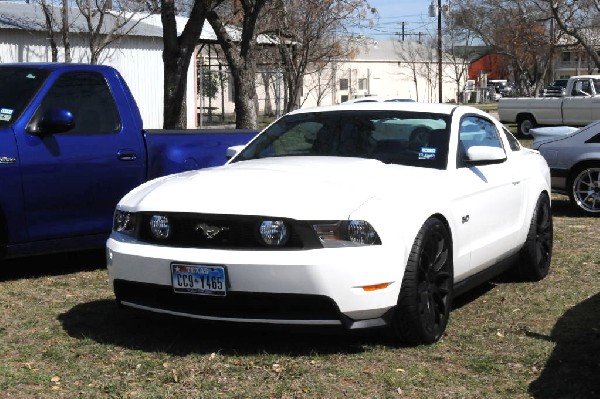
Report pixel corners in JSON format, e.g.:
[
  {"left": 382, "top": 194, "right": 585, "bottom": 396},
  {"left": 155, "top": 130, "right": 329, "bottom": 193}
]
[{"left": 120, "top": 157, "right": 444, "bottom": 219}]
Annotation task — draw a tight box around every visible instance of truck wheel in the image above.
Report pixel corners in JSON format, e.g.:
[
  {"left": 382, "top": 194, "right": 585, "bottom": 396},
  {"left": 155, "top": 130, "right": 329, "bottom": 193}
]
[
  {"left": 516, "top": 115, "right": 536, "bottom": 136},
  {"left": 568, "top": 165, "right": 600, "bottom": 214}
]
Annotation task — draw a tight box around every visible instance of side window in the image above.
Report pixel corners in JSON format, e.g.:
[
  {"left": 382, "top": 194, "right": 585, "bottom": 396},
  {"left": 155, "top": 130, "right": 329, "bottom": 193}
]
[
  {"left": 593, "top": 79, "right": 600, "bottom": 95},
  {"left": 502, "top": 126, "right": 522, "bottom": 151},
  {"left": 31, "top": 71, "right": 121, "bottom": 135},
  {"left": 571, "top": 79, "right": 592, "bottom": 96},
  {"left": 458, "top": 116, "right": 504, "bottom": 166},
  {"left": 586, "top": 132, "right": 600, "bottom": 144}
]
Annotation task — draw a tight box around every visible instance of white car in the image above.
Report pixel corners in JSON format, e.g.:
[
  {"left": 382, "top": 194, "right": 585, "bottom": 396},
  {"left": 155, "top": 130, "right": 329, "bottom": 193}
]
[{"left": 107, "top": 102, "right": 553, "bottom": 345}]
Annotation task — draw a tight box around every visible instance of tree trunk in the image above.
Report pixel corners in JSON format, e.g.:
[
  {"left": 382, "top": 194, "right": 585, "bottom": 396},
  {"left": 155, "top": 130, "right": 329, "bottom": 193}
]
[
  {"left": 206, "top": 1, "right": 266, "bottom": 130},
  {"left": 231, "top": 67, "right": 258, "bottom": 129},
  {"left": 62, "top": 0, "right": 70, "bottom": 62},
  {"left": 261, "top": 72, "right": 272, "bottom": 116},
  {"left": 161, "top": 0, "right": 222, "bottom": 129},
  {"left": 162, "top": 54, "right": 190, "bottom": 129}
]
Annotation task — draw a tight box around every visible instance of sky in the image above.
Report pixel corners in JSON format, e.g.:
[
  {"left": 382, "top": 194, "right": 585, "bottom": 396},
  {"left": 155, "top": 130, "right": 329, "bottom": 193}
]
[{"left": 356, "top": 0, "right": 442, "bottom": 40}]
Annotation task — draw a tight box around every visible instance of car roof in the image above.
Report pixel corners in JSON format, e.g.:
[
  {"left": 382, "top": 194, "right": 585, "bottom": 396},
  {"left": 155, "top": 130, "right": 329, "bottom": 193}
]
[
  {"left": 342, "top": 96, "right": 416, "bottom": 104},
  {"left": 0, "top": 62, "right": 116, "bottom": 73},
  {"left": 287, "top": 101, "right": 475, "bottom": 117}
]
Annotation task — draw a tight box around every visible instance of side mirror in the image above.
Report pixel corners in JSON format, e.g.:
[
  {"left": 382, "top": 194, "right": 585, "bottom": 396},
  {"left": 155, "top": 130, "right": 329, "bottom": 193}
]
[
  {"left": 34, "top": 108, "right": 75, "bottom": 135},
  {"left": 464, "top": 146, "right": 506, "bottom": 164},
  {"left": 226, "top": 144, "right": 246, "bottom": 160}
]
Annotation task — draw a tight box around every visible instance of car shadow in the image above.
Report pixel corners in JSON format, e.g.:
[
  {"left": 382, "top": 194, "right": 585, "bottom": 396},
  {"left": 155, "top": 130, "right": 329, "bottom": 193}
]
[
  {"left": 0, "top": 249, "right": 106, "bottom": 281},
  {"left": 451, "top": 282, "right": 496, "bottom": 310},
  {"left": 58, "top": 299, "right": 398, "bottom": 356},
  {"left": 57, "top": 276, "right": 501, "bottom": 355},
  {"left": 549, "top": 194, "right": 582, "bottom": 217},
  {"left": 528, "top": 293, "right": 600, "bottom": 398},
  {"left": 549, "top": 193, "right": 600, "bottom": 218}
]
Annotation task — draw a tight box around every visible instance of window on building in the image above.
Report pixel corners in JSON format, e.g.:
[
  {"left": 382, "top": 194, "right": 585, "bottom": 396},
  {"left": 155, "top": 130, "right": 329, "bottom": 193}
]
[
  {"left": 358, "top": 78, "right": 368, "bottom": 91},
  {"left": 339, "top": 78, "right": 349, "bottom": 91}
]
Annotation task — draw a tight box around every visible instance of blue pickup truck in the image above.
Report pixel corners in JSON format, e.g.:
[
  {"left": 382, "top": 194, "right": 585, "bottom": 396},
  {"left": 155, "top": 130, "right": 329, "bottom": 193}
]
[{"left": 0, "top": 63, "right": 257, "bottom": 261}]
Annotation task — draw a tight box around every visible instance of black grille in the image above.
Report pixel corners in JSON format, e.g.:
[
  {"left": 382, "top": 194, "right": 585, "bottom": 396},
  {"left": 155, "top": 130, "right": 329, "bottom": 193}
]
[
  {"left": 136, "top": 213, "right": 323, "bottom": 249},
  {"left": 114, "top": 280, "right": 342, "bottom": 322}
]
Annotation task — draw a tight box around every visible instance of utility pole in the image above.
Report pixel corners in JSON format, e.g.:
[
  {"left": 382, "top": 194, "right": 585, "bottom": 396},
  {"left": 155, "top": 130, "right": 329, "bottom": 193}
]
[
  {"left": 437, "top": 0, "right": 442, "bottom": 103},
  {"left": 397, "top": 22, "right": 407, "bottom": 41},
  {"left": 429, "top": 0, "right": 444, "bottom": 103}
]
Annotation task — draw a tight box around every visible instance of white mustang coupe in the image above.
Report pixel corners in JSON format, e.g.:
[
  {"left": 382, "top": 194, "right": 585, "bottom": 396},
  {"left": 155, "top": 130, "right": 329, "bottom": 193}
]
[{"left": 107, "top": 102, "right": 553, "bottom": 345}]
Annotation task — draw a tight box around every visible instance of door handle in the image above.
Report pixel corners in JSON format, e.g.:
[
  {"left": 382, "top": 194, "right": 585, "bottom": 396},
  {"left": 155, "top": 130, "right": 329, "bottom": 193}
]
[{"left": 117, "top": 150, "right": 137, "bottom": 161}]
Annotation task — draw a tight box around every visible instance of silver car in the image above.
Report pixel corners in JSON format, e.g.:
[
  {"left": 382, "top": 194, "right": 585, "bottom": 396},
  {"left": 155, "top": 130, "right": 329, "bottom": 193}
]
[{"left": 532, "top": 120, "right": 600, "bottom": 214}]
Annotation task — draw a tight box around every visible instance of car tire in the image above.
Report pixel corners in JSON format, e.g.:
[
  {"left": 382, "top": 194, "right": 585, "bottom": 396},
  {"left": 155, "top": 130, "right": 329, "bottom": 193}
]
[
  {"left": 568, "top": 165, "right": 600, "bottom": 214},
  {"left": 516, "top": 114, "right": 536, "bottom": 136},
  {"left": 391, "top": 217, "right": 453, "bottom": 345},
  {"left": 516, "top": 193, "right": 553, "bottom": 281}
]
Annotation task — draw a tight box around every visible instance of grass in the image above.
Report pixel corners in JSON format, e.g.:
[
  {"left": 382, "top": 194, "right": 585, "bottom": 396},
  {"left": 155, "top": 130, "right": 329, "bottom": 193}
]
[
  {"left": 1, "top": 196, "right": 598, "bottom": 399},
  {"left": 1, "top": 131, "right": 599, "bottom": 398}
]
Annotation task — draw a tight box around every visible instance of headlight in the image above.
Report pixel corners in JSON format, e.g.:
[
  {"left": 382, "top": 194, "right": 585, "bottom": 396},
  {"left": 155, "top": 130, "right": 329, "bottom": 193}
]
[
  {"left": 347, "top": 220, "right": 379, "bottom": 244},
  {"left": 258, "top": 220, "right": 289, "bottom": 246},
  {"left": 113, "top": 210, "right": 137, "bottom": 233},
  {"left": 312, "top": 220, "right": 380, "bottom": 248}
]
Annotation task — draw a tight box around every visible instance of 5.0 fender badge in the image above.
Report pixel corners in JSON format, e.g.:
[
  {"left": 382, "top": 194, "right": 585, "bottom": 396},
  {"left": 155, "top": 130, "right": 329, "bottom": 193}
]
[{"left": 194, "top": 223, "right": 229, "bottom": 239}]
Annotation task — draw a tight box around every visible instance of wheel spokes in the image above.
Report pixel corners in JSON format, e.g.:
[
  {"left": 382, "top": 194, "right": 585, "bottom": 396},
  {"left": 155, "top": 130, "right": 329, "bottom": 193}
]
[
  {"left": 574, "top": 169, "right": 600, "bottom": 212},
  {"left": 534, "top": 200, "right": 553, "bottom": 265},
  {"left": 417, "top": 231, "right": 451, "bottom": 332}
]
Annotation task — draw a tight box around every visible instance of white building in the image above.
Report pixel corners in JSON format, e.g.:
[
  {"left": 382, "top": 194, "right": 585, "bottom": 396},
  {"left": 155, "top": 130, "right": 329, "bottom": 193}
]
[{"left": 311, "top": 39, "right": 461, "bottom": 106}]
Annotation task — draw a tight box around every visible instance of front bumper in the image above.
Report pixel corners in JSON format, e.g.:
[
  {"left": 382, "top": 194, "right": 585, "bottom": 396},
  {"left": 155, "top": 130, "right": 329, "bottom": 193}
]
[{"left": 106, "top": 234, "right": 405, "bottom": 328}]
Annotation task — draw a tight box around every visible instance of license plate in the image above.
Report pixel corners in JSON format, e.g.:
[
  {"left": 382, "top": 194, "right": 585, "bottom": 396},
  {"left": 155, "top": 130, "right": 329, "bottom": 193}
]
[{"left": 171, "top": 263, "right": 226, "bottom": 296}]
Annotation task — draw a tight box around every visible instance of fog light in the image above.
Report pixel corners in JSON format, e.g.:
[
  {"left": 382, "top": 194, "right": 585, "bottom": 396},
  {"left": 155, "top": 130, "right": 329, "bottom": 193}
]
[
  {"left": 150, "top": 215, "right": 171, "bottom": 240},
  {"left": 259, "top": 220, "right": 288, "bottom": 246}
]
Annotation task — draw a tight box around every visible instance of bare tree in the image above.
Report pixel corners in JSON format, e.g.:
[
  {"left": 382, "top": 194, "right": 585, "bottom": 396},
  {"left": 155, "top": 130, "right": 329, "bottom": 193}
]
[
  {"left": 260, "top": 71, "right": 274, "bottom": 116},
  {"left": 37, "top": 0, "right": 63, "bottom": 61},
  {"left": 206, "top": 0, "right": 268, "bottom": 129},
  {"left": 452, "top": 0, "right": 557, "bottom": 95},
  {"left": 34, "top": 0, "right": 158, "bottom": 64},
  {"left": 303, "top": 61, "right": 336, "bottom": 106},
  {"left": 161, "top": 0, "right": 224, "bottom": 129},
  {"left": 61, "top": 0, "right": 71, "bottom": 62},
  {"left": 394, "top": 40, "right": 437, "bottom": 102},
  {"left": 267, "top": 0, "right": 371, "bottom": 113},
  {"left": 442, "top": 14, "right": 476, "bottom": 103},
  {"left": 76, "top": 0, "right": 158, "bottom": 64},
  {"left": 544, "top": 0, "right": 600, "bottom": 70}
]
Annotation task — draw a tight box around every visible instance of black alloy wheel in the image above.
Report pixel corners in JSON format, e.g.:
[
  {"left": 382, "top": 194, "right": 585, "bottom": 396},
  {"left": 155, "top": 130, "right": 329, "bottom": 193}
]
[
  {"left": 392, "top": 217, "right": 453, "bottom": 345},
  {"left": 517, "top": 193, "right": 553, "bottom": 281}
]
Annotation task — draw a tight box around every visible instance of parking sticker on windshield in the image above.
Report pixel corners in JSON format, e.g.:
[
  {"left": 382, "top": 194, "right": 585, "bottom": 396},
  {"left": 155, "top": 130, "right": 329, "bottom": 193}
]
[
  {"left": 418, "top": 147, "right": 437, "bottom": 160},
  {"left": 0, "top": 108, "right": 13, "bottom": 122}
]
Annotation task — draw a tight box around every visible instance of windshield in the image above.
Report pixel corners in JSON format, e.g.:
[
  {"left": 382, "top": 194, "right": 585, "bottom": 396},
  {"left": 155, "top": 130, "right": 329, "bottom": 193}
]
[
  {"left": 232, "top": 110, "right": 450, "bottom": 169},
  {"left": 0, "top": 67, "right": 51, "bottom": 127}
]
